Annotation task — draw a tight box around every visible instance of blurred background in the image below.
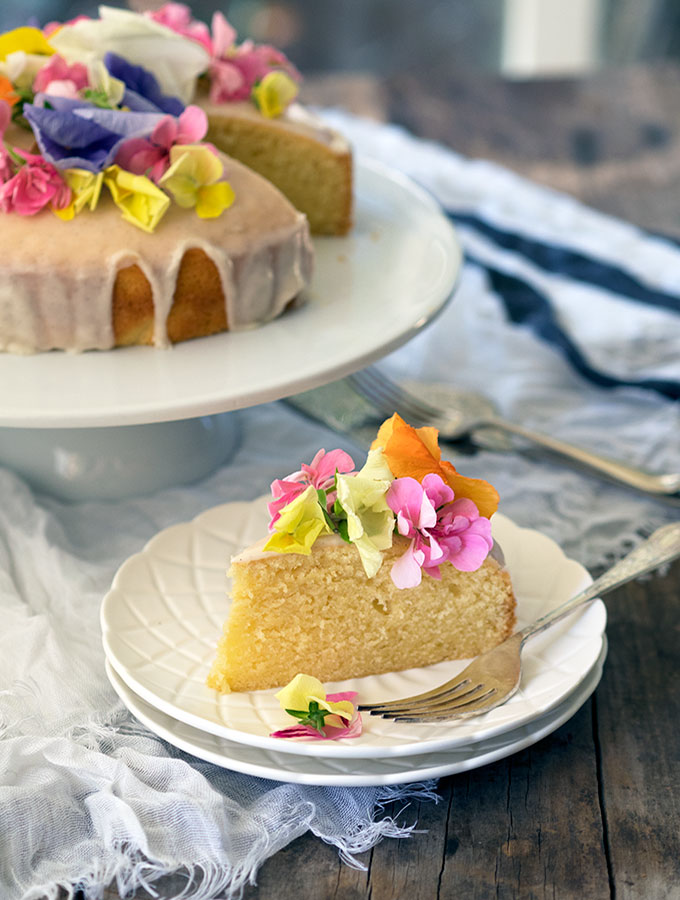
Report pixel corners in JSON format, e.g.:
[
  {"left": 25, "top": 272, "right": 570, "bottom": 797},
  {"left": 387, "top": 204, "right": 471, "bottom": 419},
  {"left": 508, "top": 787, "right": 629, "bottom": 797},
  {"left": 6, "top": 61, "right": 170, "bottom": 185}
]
[{"left": 3, "top": 0, "right": 680, "bottom": 78}]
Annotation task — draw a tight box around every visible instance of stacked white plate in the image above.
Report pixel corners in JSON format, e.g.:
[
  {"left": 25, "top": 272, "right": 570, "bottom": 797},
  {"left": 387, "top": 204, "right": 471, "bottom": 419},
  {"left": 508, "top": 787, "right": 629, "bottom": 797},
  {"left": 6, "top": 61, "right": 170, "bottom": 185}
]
[{"left": 101, "top": 498, "right": 607, "bottom": 787}]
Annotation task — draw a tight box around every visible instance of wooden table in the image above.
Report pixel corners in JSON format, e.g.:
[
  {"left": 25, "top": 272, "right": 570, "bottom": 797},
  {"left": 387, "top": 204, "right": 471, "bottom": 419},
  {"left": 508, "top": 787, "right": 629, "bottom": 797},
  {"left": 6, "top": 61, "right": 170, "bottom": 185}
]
[{"left": 101, "top": 64, "right": 680, "bottom": 899}]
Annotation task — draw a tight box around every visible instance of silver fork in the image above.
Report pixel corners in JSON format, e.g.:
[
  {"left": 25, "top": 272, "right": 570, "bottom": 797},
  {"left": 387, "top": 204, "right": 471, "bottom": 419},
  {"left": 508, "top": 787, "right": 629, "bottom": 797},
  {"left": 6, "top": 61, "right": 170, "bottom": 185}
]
[
  {"left": 360, "top": 521, "right": 680, "bottom": 722},
  {"left": 347, "top": 367, "right": 680, "bottom": 499}
]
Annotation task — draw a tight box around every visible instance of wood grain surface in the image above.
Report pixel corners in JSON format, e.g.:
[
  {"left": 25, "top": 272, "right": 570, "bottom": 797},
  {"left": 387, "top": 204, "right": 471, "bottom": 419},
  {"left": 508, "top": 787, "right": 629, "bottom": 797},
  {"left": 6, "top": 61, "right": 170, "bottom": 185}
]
[{"left": 96, "top": 65, "right": 680, "bottom": 899}]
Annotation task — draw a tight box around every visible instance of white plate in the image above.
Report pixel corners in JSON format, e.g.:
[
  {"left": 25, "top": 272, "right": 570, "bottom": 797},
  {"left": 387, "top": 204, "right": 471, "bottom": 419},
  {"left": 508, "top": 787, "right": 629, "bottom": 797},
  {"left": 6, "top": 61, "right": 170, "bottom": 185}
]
[
  {"left": 101, "top": 497, "right": 606, "bottom": 759},
  {"left": 0, "top": 158, "right": 461, "bottom": 427},
  {"left": 105, "top": 639, "right": 607, "bottom": 786}
]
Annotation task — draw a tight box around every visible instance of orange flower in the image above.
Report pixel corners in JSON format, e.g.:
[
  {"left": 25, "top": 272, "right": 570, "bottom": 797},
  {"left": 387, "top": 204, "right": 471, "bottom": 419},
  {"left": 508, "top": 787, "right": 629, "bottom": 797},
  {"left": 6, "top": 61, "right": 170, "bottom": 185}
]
[
  {"left": 371, "top": 413, "right": 499, "bottom": 518},
  {"left": 0, "top": 77, "right": 18, "bottom": 108}
]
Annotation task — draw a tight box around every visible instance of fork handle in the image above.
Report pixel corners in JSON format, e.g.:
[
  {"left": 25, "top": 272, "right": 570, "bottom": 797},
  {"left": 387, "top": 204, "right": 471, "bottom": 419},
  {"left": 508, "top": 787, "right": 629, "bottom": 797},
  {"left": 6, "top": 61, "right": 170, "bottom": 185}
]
[
  {"left": 479, "top": 417, "right": 679, "bottom": 497},
  {"left": 519, "top": 521, "right": 680, "bottom": 643}
]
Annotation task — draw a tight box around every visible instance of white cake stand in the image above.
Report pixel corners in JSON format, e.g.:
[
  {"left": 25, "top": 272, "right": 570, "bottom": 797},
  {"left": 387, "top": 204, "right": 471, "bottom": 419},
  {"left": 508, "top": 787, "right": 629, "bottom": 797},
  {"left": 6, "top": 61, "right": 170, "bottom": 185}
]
[{"left": 0, "top": 159, "right": 462, "bottom": 500}]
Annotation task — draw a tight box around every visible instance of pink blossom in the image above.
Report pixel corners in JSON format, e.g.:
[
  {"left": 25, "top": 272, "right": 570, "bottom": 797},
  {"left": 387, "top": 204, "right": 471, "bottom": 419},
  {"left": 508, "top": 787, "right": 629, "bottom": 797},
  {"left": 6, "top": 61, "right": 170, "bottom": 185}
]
[
  {"left": 115, "top": 105, "right": 208, "bottom": 182},
  {"left": 268, "top": 448, "right": 355, "bottom": 528},
  {"left": 386, "top": 474, "right": 493, "bottom": 588},
  {"left": 33, "top": 55, "right": 89, "bottom": 98},
  {"left": 145, "top": 3, "right": 213, "bottom": 52},
  {"left": 208, "top": 14, "right": 301, "bottom": 104},
  {"left": 270, "top": 692, "right": 363, "bottom": 741},
  {"left": 0, "top": 150, "right": 71, "bottom": 215}
]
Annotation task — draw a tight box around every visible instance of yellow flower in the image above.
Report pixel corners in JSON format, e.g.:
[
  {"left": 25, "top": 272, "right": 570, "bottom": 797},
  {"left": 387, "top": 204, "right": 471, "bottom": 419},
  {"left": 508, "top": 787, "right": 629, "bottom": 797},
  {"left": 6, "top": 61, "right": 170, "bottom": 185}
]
[
  {"left": 335, "top": 448, "right": 395, "bottom": 578},
  {"left": 103, "top": 165, "right": 170, "bottom": 233},
  {"left": 0, "top": 27, "right": 54, "bottom": 62},
  {"left": 159, "top": 145, "right": 235, "bottom": 219},
  {"left": 52, "top": 169, "right": 104, "bottom": 221},
  {"left": 264, "top": 484, "right": 332, "bottom": 555},
  {"left": 252, "top": 70, "right": 298, "bottom": 119},
  {"left": 275, "top": 674, "right": 355, "bottom": 723}
]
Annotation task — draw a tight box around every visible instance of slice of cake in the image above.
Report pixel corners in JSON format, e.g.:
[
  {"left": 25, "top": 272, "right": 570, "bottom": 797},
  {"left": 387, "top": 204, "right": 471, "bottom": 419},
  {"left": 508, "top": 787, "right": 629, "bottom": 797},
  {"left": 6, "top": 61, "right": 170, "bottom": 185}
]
[{"left": 207, "top": 413, "right": 517, "bottom": 693}]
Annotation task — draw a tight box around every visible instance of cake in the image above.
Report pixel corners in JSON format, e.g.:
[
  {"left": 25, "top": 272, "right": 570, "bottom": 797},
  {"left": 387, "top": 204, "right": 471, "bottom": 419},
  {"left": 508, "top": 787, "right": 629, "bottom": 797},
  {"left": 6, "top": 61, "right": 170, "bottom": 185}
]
[
  {"left": 207, "top": 414, "right": 517, "bottom": 694},
  {"left": 0, "top": 4, "right": 351, "bottom": 352}
]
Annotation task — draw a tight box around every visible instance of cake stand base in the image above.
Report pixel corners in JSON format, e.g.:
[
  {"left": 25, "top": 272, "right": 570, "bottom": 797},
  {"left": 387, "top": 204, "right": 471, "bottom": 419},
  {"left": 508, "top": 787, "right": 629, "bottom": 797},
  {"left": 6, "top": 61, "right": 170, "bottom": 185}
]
[{"left": 0, "top": 412, "right": 241, "bottom": 502}]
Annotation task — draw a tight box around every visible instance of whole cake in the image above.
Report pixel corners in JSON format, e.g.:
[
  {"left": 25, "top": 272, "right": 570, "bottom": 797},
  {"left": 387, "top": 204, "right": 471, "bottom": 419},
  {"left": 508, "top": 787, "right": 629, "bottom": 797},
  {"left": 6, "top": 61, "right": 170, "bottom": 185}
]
[
  {"left": 207, "top": 414, "right": 517, "bottom": 694},
  {"left": 0, "top": 4, "right": 351, "bottom": 352}
]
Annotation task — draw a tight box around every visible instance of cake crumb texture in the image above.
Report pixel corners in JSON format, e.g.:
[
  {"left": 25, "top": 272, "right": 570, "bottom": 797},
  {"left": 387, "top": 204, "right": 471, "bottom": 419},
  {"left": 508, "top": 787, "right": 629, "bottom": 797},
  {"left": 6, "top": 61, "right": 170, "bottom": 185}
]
[{"left": 207, "top": 536, "right": 516, "bottom": 693}]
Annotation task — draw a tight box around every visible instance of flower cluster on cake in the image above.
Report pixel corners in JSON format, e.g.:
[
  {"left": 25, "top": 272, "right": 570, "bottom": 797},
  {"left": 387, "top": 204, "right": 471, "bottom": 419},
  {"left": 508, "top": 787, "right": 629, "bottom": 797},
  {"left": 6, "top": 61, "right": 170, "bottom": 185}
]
[
  {"left": 207, "top": 414, "right": 517, "bottom": 694},
  {"left": 0, "top": 4, "right": 352, "bottom": 352}
]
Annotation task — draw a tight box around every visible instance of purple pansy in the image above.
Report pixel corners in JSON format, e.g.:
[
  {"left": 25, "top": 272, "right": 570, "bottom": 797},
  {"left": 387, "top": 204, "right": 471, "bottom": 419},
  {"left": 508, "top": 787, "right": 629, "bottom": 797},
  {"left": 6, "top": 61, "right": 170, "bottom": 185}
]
[
  {"left": 23, "top": 96, "right": 165, "bottom": 171},
  {"left": 104, "top": 52, "right": 184, "bottom": 115}
]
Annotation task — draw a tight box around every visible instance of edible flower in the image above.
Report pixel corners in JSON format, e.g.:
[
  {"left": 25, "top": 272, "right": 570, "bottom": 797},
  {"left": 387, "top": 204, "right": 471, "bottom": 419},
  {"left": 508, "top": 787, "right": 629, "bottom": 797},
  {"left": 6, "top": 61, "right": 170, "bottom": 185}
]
[
  {"left": 47, "top": 7, "right": 210, "bottom": 105},
  {"left": 271, "top": 674, "right": 362, "bottom": 740},
  {"left": 51, "top": 167, "right": 103, "bottom": 220},
  {"left": 0, "top": 27, "right": 54, "bottom": 62},
  {"left": 158, "top": 143, "right": 234, "bottom": 218},
  {"left": 32, "top": 54, "right": 89, "bottom": 100},
  {"left": 386, "top": 474, "right": 493, "bottom": 588},
  {"left": 372, "top": 413, "right": 499, "bottom": 519},
  {"left": 103, "top": 164, "right": 169, "bottom": 232},
  {"left": 268, "top": 447, "right": 355, "bottom": 528},
  {"left": 0, "top": 76, "right": 18, "bottom": 108},
  {"left": 252, "top": 70, "right": 299, "bottom": 119},
  {"left": 0, "top": 100, "right": 13, "bottom": 181},
  {"left": 103, "top": 52, "right": 183, "bottom": 116},
  {"left": 24, "top": 97, "right": 164, "bottom": 171},
  {"left": 115, "top": 105, "right": 208, "bottom": 182},
  {"left": 0, "top": 148, "right": 70, "bottom": 215},
  {"left": 145, "top": 3, "right": 212, "bottom": 53},
  {"left": 335, "top": 448, "right": 395, "bottom": 578},
  {"left": 264, "top": 484, "right": 333, "bottom": 555}
]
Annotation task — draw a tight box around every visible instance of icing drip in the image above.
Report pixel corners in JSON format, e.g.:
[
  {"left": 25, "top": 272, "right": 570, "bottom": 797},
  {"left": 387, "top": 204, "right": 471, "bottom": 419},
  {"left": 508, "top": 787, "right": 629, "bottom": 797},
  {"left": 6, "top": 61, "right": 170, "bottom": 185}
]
[{"left": 0, "top": 157, "right": 313, "bottom": 353}]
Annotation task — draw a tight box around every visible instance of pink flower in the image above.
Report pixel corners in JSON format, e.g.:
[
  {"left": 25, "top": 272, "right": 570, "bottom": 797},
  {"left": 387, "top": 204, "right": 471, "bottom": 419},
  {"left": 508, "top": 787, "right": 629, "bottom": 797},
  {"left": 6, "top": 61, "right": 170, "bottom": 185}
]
[
  {"left": 386, "top": 474, "right": 493, "bottom": 588},
  {"left": 146, "top": 3, "right": 213, "bottom": 52},
  {"left": 208, "top": 12, "right": 301, "bottom": 104},
  {"left": 268, "top": 448, "right": 355, "bottom": 528},
  {"left": 115, "top": 105, "right": 208, "bottom": 182},
  {"left": 0, "top": 149, "right": 71, "bottom": 215},
  {"left": 270, "top": 691, "right": 363, "bottom": 741},
  {"left": 33, "top": 55, "right": 89, "bottom": 98}
]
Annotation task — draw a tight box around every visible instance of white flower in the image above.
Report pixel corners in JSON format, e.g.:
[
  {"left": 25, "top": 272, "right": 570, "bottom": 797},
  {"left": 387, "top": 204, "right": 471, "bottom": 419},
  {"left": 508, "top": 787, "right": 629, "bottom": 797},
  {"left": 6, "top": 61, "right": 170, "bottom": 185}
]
[
  {"left": 48, "top": 6, "right": 210, "bottom": 104},
  {"left": 0, "top": 51, "right": 47, "bottom": 89}
]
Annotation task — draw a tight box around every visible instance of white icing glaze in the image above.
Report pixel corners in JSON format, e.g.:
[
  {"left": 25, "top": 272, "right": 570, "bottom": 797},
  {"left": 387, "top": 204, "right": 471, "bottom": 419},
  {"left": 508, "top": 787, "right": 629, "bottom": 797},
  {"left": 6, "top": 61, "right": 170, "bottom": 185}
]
[{"left": 0, "top": 155, "right": 313, "bottom": 353}]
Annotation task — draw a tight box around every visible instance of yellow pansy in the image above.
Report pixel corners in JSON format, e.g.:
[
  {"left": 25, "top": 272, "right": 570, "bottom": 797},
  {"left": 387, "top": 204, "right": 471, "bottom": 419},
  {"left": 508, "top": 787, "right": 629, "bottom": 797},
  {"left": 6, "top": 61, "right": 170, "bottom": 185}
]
[
  {"left": 275, "top": 674, "right": 355, "bottom": 723},
  {"left": 104, "top": 165, "right": 170, "bottom": 233},
  {"left": 264, "top": 484, "right": 332, "bottom": 555},
  {"left": 52, "top": 169, "right": 104, "bottom": 221},
  {"left": 159, "top": 145, "right": 235, "bottom": 219},
  {"left": 0, "top": 27, "right": 54, "bottom": 62},
  {"left": 252, "top": 70, "right": 298, "bottom": 119},
  {"left": 335, "top": 448, "right": 395, "bottom": 578}
]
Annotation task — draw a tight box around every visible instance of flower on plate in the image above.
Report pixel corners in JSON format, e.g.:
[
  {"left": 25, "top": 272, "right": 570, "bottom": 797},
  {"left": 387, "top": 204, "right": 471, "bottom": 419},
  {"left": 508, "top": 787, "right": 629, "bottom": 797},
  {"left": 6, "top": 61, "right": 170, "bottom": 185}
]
[
  {"left": 115, "top": 105, "right": 207, "bottom": 182},
  {"left": 23, "top": 97, "right": 164, "bottom": 171},
  {"left": 270, "top": 673, "right": 362, "bottom": 740},
  {"left": 335, "top": 448, "right": 395, "bottom": 578},
  {"left": 372, "top": 413, "right": 500, "bottom": 519},
  {"left": 263, "top": 484, "right": 333, "bottom": 555},
  {"left": 158, "top": 143, "right": 234, "bottom": 217},
  {"left": 252, "top": 70, "right": 299, "bottom": 119},
  {"left": 268, "top": 447, "right": 356, "bottom": 528},
  {"left": 0, "top": 148, "right": 70, "bottom": 215},
  {"left": 386, "top": 474, "right": 493, "bottom": 588},
  {"left": 103, "top": 164, "right": 170, "bottom": 232},
  {"left": 47, "top": 7, "right": 210, "bottom": 105}
]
